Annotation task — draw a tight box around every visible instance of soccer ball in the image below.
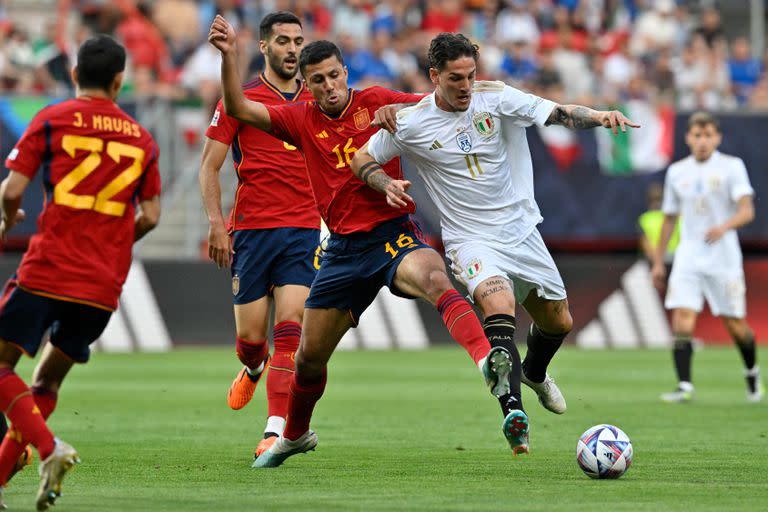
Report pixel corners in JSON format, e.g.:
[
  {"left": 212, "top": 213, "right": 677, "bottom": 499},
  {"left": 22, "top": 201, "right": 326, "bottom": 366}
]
[{"left": 576, "top": 424, "right": 633, "bottom": 479}]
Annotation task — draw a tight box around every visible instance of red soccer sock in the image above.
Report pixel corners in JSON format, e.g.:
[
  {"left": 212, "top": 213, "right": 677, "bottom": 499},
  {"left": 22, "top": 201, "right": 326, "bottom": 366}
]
[
  {"left": 267, "top": 321, "right": 301, "bottom": 419},
  {"left": 437, "top": 290, "right": 491, "bottom": 365},
  {"left": 0, "top": 386, "right": 58, "bottom": 485},
  {"left": 235, "top": 337, "right": 269, "bottom": 372},
  {"left": 282, "top": 368, "right": 327, "bottom": 441},
  {"left": 0, "top": 370, "right": 55, "bottom": 462}
]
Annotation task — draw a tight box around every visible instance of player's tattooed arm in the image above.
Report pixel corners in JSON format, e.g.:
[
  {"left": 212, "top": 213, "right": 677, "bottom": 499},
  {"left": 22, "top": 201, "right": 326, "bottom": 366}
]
[
  {"left": 208, "top": 15, "right": 272, "bottom": 132},
  {"left": 351, "top": 145, "right": 413, "bottom": 209},
  {"left": 546, "top": 105, "right": 640, "bottom": 134}
]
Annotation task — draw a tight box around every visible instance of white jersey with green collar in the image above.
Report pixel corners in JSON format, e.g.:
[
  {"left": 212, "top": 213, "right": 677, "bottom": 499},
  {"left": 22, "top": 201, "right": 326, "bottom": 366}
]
[{"left": 367, "top": 81, "right": 556, "bottom": 247}]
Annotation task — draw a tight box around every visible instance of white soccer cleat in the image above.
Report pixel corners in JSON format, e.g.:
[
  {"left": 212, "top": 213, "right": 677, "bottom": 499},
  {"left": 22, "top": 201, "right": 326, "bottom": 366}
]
[
  {"left": 746, "top": 366, "right": 765, "bottom": 403},
  {"left": 660, "top": 382, "right": 694, "bottom": 404},
  {"left": 481, "top": 347, "right": 513, "bottom": 398},
  {"left": 36, "top": 440, "right": 80, "bottom": 511},
  {"left": 251, "top": 430, "right": 318, "bottom": 468},
  {"left": 521, "top": 372, "right": 567, "bottom": 414}
]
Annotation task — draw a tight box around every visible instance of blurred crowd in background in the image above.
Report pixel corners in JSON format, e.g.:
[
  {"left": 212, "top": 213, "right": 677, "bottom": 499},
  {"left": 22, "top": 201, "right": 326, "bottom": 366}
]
[{"left": 1, "top": 0, "right": 767, "bottom": 115}]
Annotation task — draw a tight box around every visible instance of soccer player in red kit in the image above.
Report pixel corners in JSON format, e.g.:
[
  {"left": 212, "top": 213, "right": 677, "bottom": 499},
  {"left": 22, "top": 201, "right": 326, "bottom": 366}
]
[
  {"left": 209, "top": 15, "right": 520, "bottom": 468},
  {"left": 200, "top": 11, "right": 318, "bottom": 459},
  {"left": 0, "top": 35, "right": 161, "bottom": 509}
]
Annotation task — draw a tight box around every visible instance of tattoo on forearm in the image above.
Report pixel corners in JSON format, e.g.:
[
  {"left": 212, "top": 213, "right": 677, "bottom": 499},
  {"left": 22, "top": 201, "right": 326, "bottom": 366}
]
[
  {"left": 366, "top": 170, "right": 392, "bottom": 193},
  {"left": 359, "top": 161, "right": 383, "bottom": 184},
  {"left": 548, "top": 105, "right": 601, "bottom": 130}
]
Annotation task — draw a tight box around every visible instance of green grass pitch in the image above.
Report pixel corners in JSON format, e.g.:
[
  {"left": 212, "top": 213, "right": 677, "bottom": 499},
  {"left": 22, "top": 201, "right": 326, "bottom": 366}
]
[{"left": 4, "top": 346, "right": 768, "bottom": 511}]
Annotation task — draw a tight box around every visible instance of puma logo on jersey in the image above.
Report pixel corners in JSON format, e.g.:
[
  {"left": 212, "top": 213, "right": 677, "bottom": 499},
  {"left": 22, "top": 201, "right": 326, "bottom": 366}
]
[
  {"left": 428, "top": 140, "right": 443, "bottom": 151},
  {"left": 316, "top": 130, "right": 329, "bottom": 139}
]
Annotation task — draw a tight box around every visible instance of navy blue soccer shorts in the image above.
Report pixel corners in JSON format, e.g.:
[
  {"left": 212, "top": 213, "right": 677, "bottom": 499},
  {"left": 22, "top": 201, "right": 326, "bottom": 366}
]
[
  {"left": 0, "top": 278, "right": 112, "bottom": 363},
  {"left": 230, "top": 227, "right": 321, "bottom": 305},
  {"left": 305, "top": 215, "right": 431, "bottom": 325}
]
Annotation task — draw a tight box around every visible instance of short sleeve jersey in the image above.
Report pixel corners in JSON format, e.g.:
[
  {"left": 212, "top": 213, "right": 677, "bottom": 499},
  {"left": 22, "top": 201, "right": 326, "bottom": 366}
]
[
  {"left": 205, "top": 75, "right": 318, "bottom": 232},
  {"left": 4, "top": 97, "right": 161, "bottom": 310},
  {"left": 266, "top": 86, "right": 423, "bottom": 235},
  {"left": 662, "top": 151, "right": 754, "bottom": 271},
  {"left": 367, "top": 81, "right": 555, "bottom": 246}
]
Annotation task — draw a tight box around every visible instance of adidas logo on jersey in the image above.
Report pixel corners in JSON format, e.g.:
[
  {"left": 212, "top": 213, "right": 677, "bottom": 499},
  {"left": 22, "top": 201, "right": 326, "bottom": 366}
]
[
  {"left": 428, "top": 140, "right": 443, "bottom": 151},
  {"left": 316, "top": 130, "right": 329, "bottom": 139}
]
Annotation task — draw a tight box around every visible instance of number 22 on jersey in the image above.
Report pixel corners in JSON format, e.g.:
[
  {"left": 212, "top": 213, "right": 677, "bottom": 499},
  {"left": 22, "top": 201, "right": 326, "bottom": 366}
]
[{"left": 56, "top": 135, "right": 145, "bottom": 217}]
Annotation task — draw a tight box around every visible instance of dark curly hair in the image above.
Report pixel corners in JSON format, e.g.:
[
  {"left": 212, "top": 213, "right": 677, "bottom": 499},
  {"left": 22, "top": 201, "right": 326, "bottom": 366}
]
[{"left": 427, "top": 33, "right": 479, "bottom": 72}]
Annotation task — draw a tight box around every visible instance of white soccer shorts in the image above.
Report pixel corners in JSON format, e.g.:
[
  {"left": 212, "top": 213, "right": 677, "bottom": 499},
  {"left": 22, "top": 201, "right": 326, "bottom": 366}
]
[
  {"left": 665, "top": 267, "right": 746, "bottom": 318},
  {"left": 446, "top": 228, "right": 567, "bottom": 304}
]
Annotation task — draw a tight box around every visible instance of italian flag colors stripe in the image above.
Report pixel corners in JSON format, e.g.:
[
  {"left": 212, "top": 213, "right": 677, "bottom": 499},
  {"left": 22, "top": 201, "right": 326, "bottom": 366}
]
[{"left": 597, "top": 101, "right": 675, "bottom": 175}]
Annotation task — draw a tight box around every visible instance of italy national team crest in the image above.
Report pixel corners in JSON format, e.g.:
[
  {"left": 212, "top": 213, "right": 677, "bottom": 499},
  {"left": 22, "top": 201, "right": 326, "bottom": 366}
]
[
  {"left": 466, "top": 259, "right": 482, "bottom": 279},
  {"left": 456, "top": 131, "right": 473, "bottom": 153},
  {"left": 473, "top": 112, "right": 495, "bottom": 138},
  {"left": 232, "top": 275, "right": 240, "bottom": 296},
  {"left": 353, "top": 108, "right": 371, "bottom": 130}
]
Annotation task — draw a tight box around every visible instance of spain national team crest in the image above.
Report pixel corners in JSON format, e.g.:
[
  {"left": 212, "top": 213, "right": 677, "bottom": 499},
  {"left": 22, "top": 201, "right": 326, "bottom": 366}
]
[
  {"left": 466, "top": 259, "right": 482, "bottom": 279},
  {"left": 232, "top": 275, "right": 240, "bottom": 296},
  {"left": 456, "top": 131, "right": 473, "bottom": 153},
  {"left": 473, "top": 111, "right": 495, "bottom": 138},
  {"left": 353, "top": 108, "right": 371, "bottom": 130}
]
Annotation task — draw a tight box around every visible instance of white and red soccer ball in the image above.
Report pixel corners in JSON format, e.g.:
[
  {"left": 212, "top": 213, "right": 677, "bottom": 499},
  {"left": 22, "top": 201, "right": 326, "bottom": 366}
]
[{"left": 576, "top": 424, "right": 633, "bottom": 479}]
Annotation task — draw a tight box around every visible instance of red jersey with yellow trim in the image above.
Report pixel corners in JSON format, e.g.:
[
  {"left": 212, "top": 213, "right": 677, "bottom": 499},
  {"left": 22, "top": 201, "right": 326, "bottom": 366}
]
[
  {"left": 3, "top": 96, "right": 161, "bottom": 310},
  {"left": 205, "top": 74, "right": 317, "bottom": 232},
  {"left": 267, "top": 86, "right": 423, "bottom": 235}
]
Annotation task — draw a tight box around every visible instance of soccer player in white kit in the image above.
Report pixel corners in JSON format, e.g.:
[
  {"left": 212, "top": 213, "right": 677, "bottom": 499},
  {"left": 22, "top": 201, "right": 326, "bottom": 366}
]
[
  {"left": 651, "top": 112, "right": 763, "bottom": 404},
  {"left": 350, "top": 33, "right": 639, "bottom": 453}
]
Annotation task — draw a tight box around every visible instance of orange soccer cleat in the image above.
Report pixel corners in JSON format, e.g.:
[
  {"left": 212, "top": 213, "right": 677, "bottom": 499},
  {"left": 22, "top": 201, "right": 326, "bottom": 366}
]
[
  {"left": 227, "top": 355, "right": 270, "bottom": 410},
  {"left": 254, "top": 436, "right": 278, "bottom": 459}
]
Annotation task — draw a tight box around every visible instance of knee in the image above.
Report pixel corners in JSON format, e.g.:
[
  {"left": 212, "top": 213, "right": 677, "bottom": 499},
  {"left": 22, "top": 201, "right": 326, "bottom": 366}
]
[
  {"left": 235, "top": 326, "right": 267, "bottom": 342},
  {"left": 545, "top": 310, "right": 573, "bottom": 336},
  {"left": 275, "top": 311, "right": 303, "bottom": 325},
  {"left": 294, "top": 350, "right": 325, "bottom": 377},
  {"left": 425, "top": 269, "right": 452, "bottom": 302},
  {"left": 480, "top": 296, "right": 515, "bottom": 318}
]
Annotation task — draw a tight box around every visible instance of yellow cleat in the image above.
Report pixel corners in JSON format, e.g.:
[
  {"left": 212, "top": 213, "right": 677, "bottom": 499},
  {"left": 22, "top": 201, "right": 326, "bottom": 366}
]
[{"left": 36, "top": 440, "right": 80, "bottom": 511}]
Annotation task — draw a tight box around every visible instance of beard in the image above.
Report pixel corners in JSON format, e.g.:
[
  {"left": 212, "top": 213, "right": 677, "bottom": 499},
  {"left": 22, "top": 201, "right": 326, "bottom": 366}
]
[{"left": 267, "top": 49, "right": 297, "bottom": 81}]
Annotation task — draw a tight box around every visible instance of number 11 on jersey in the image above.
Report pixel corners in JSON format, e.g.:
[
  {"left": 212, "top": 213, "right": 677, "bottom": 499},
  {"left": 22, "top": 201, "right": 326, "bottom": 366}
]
[{"left": 464, "top": 154, "right": 483, "bottom": 178}]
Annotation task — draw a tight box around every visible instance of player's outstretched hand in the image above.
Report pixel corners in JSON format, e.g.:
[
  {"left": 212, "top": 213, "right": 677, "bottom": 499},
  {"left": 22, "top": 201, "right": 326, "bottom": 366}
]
[
  {"left": 705, "top": 225, "right": 727, "bottom": 244},
  {"left": 599, "top": 110, "right": 640, "bottom": 135},
  {"left": 650, "top": 261, "right": 666, "bottom": 293},
  {"left": 208, "top": 15, "right": 237, "bottom": 54},
  {"left": 385, "top": 179, "right": 414, "bottom": 209},
  {"left": 0, "top": 208, "right": 25, "bottom": 241},
  {"left": 372, "top": 105, "right": 400, "bottom": 133},
  {"left": 208, "top": 222, "right": 234, "bottom": 268}
]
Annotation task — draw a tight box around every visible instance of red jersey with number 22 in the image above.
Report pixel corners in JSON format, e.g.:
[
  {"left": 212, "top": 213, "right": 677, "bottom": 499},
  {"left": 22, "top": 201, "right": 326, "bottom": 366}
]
[
  {"left": 205, "top": 74, "right": 317, "bottom": 232},
  {"left": 4, "top": 97, "right": 161, "bottom": 310},
  {"left": 267, "top": 86, "right": 423, "bottom": 234}
]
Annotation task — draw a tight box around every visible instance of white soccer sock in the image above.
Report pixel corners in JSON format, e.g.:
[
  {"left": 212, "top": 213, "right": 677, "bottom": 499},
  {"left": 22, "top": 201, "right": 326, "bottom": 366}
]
[
  {"left": 678, "top": 381, "right": 694, "bottom": 392},
  {"left": 265, "top": 416, "right": 285, "bottom": 436},
  {"left": 247, "top": 359, "right": 267, "bottom": 376}
]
